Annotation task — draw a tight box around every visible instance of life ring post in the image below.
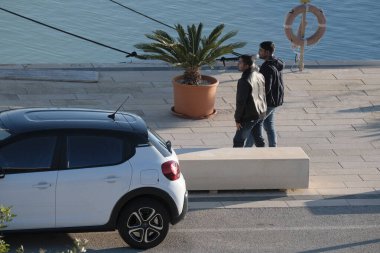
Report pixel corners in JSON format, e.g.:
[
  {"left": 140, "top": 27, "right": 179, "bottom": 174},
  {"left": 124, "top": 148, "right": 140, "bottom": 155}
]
[
  {"left": 299, "top": 3, "right": 307, "bottom": 71},
  {"left": 284, "top": 2, "right": 326, "bottom": 72}
]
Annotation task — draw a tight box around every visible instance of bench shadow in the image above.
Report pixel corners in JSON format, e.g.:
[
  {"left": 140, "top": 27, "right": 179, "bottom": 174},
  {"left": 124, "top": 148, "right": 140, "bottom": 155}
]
[{"left": 189, "top": 189, "right": 380, "bottom": 215}]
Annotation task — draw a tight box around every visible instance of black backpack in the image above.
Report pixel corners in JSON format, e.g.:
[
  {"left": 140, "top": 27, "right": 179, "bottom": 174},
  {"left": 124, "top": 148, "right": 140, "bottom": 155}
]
[
  {"left": 267, "top": 64, "right": 284, "bottom": 107},
  {"left": 262, "top": 62, "right": 284, "bottom": 107}
]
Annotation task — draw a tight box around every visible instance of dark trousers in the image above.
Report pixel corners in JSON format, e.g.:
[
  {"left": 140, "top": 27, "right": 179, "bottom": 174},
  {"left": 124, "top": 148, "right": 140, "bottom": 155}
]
[{"left": 233, "top": 120, "right": 261, "bottom": 147}]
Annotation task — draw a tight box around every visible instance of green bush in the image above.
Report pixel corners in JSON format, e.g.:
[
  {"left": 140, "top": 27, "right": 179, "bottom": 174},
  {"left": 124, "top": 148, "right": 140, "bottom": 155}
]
[{"left": 0, "top": 205, "right": 14, "bottom": 253}]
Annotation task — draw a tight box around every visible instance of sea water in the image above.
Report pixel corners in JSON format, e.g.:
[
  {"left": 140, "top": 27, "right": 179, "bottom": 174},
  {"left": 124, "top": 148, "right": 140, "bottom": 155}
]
[{"left": 0, "top": 0, "right": 379, "bottom": 64}]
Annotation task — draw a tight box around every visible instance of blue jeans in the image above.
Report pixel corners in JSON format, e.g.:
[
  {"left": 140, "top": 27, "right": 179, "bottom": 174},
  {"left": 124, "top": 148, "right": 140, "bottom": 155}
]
[
  {"left": 233, "top": 120, "right": 261, "bottom": 147},
  {"left": 245, "top": 107, "right": 277, "bottom": 147}
]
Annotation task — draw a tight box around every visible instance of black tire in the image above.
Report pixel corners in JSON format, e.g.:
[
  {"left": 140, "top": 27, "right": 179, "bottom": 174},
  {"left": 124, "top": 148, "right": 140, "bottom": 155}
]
[{"left": 117, "top": 198, "right": 170, "bottom": 249}]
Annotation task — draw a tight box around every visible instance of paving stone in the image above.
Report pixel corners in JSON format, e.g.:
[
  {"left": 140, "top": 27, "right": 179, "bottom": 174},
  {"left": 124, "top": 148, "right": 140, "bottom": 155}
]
[
  {"left": 275, "top": 119, "right": 315, "bottom": 126},
  {"left": 191, "top": 127, "right": 235, "bottom": 133},
  {"left": 345, "top": 181, "right": 380, "bottom": 188},
  {"left": 279, "top": 131, "right": 332, "bottom": 138},
  {"left": 309, "top": 79, "right": 364, "bottom": 86},
  {"left": 360, "top": 68, "right": 380, "bottom": 74},
  {"left": 362, "top": 78, "right": 380, "bottom": 85},
  {"left": 309, "top": 162, "right": 342, "bottom": 170},
  {"left": 311, "top": 175, "right": 363, "bottom": 183},
  {"left": 279, "top": 137, "right": 330, "bottom": 144},
  {"left": 333, "top": 149, "right": 380, "bottom": 156},
  {"left": 316, "top": 169, "right": 380, "bottom": 175},
  {"left": 317, "top": 188, "right": 378, "bottom": 196},
  {"left": 362, "top": 155, "right": 380, "bottom": 162},
  {"left": 300, "top": 125, "right": 356, "bottom": 131},
  {"left": 155, "top": 128, "right": 193, "bottom": 134},
  {"left": 359, "top": 175, "right": 380, "bottom": 181},
  {"left": 305, "top": 149, "right": 336, "bottom": 157},
  {"left": 340, "top": 161, "right": 380, "bottom": 169},
  {"left": 312, "top": 119, "right": 367, "bottom": 125},
  {"left": 309, "top": 181, "right": 348, "bottom": 189},
  {"left": 311, "top": 156, "right": 364, "bottom": 162}
]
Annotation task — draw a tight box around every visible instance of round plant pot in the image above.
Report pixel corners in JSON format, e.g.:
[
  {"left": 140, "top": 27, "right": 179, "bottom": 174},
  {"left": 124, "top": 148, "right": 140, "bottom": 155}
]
[{"left": 172, "top": 75, "right": 218, "bottom": 119}]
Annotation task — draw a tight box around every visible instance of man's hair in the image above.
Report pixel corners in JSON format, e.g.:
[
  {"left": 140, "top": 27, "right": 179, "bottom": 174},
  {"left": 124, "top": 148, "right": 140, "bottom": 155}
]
[
  {"left": 260, "top": 41, "right": 275, "bottom": 53},
  {"left": 239, "top": 55, "right": 253, "bottom": 66}
]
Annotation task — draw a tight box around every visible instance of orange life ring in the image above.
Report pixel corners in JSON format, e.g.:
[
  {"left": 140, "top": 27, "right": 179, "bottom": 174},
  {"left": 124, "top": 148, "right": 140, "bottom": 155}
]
[{"left": 284, "top": 4, "right": 326, "bottom": 46}]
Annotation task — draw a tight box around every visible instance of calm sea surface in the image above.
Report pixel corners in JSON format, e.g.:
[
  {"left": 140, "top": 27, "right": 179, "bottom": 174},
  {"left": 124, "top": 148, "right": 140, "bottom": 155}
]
[{"left": 0, "top": 0, "right": 379, "bottom": 64}]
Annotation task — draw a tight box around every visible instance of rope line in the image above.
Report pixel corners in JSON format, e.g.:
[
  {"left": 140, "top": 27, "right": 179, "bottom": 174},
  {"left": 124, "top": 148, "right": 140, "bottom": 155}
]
[
  {"left": 1, "top": 3, "right": 244, "bottom": 62},
  {"left": 0, "top": 6, "right": 135, "bottom": 57},
  {"left": 109, "top": 0, "right": 242, "bottom": 59},
  {"left": 110, "top": 0, "right": 176, "bottom": 31}
]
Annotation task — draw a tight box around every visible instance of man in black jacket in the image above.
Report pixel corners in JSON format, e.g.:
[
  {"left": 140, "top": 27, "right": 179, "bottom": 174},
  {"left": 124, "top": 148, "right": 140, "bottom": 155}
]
[
  {"left": 233, "top": 55, "right": 267, "bottom": 147},
  {"left": 246, "top": 41, "right": 284, "bottom": 147}
]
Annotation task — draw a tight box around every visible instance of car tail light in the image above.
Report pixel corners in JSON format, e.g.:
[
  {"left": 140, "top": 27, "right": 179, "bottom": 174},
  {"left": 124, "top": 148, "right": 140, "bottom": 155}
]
[{"left": 161, "top": 161, "right": 180, "bottom": 181}]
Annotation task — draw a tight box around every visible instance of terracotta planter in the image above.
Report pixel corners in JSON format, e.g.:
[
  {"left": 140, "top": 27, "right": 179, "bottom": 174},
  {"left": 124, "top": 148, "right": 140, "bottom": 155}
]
[{"left": 172, "top": 75, "right": 218, "bottom": 119}]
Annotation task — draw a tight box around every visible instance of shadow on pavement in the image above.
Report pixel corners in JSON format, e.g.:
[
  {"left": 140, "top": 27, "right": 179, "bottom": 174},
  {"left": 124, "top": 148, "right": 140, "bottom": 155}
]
[
  {"left": 87, "top": 248, "right": 143, "bottom": 253},
  {"left": 298, "top": 238, "right": 380, "bottom": 253},
  {"left": 4, "top": 232, "right": 74, "bottom": 252},
  {"left": 307, "top": 190, "right": 380, "bottom": 215},
  {"left": 339, "top": 105, "right": 380, "bottom": 139},
  {"left": 3, "top": 232, "right": 144, "bottom": 253}
]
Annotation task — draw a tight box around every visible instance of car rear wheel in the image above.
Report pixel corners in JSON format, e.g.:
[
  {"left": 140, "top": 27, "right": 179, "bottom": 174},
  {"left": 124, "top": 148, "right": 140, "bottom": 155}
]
[{"left": 117, "top": 198, "right": 170, "bottom": 249}]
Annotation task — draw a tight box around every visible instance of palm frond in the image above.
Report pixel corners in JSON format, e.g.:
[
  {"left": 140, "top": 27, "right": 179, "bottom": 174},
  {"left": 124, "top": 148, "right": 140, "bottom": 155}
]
[{"left": 134, "top": 22, "right": 246, "bottom": 81}]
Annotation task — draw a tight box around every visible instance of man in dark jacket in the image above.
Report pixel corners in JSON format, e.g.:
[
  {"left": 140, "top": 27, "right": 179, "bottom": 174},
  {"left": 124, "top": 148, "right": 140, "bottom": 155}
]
[
  {"left": 233, "top": 55, "right": 267, "bottom": 147},
  {"left": 246, "top": 41, "right": 284, "bottom": 147}
]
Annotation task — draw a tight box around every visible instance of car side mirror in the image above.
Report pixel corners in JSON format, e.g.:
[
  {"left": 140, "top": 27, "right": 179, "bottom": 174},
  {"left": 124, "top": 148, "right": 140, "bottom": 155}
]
[
  {"left": 0, "top": 167, "right": 5, "bottom": 179},
  {"left": 165, "top": 140, "right": 172, "bottom": 153}
]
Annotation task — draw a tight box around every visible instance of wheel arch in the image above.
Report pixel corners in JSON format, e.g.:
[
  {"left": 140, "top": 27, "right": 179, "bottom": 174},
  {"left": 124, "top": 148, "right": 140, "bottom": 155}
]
[{"left": 108, "top": 187, "right": 179, "bottom": 227}]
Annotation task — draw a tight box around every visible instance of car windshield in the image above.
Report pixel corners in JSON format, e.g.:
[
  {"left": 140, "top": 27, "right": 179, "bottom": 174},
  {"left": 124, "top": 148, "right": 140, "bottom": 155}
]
[{"left": 148, "top": 129, "right": 172, "bottom": 157}]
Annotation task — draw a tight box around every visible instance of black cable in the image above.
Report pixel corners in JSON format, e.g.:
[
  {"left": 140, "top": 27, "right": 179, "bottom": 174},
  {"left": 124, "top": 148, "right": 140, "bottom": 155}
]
[
  {"left": 109, "top": 0, "right": 242, "bottom": 57},
  {"left": 110, "top": 0, "right": 176, "bottom": 31},
  {"left": 0, "top": 6, "right": 135, "bottom": 57}
]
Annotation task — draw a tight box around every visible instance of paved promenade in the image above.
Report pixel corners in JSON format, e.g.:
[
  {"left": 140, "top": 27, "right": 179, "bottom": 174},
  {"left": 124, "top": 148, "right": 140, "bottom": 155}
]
[{"left": 1, "top": 61, "right": 379, "bottom": 199}]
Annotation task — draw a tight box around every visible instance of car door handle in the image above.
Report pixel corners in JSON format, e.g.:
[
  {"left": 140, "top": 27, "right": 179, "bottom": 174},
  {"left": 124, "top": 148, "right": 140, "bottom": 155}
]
[
  {"left": 103, "top": 176, "right": 120, "bottom": 183},
  {"left": 32, "top": 182, "right": 52, "bottom": 189}
]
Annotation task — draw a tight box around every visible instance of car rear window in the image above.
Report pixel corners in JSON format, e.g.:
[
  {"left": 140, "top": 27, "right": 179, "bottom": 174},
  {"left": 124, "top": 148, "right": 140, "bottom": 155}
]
[
  {"left": 148, "top": 129, "right": 172, "bottom": 157},
  {"left": 67, "top": 135, "right": 124, "bottom": 169}
]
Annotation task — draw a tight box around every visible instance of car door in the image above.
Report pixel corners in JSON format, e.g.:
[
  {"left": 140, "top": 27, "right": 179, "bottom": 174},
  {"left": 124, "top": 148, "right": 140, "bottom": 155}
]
[
  {"left": 0, "top": 135, "right": 58, "bottom": 230},
  {"left": 56, "top": 132, "right": 133, "bottom": 228}
]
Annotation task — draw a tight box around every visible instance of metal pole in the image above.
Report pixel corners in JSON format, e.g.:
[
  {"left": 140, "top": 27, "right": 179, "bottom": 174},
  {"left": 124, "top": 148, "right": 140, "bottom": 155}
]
[{"left": 299, "top": 0, "right": 310, "bottom": 71}]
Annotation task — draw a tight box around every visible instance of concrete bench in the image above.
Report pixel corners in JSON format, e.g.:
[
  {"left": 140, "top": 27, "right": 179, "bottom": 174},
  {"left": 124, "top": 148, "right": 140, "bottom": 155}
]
[{"left": 176, "top": 147, "right": 309, "bottom": 191}]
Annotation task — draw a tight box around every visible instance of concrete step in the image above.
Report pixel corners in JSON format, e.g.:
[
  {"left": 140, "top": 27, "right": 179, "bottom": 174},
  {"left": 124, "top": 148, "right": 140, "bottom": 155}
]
[{"left": 0, "top": 69, "right": 99, "bottom": 82}]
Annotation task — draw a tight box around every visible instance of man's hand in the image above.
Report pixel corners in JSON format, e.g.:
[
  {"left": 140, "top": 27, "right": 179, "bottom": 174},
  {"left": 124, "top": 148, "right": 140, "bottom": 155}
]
[{"left": 236, "top": 122, "right": 242, "bottom": 130}]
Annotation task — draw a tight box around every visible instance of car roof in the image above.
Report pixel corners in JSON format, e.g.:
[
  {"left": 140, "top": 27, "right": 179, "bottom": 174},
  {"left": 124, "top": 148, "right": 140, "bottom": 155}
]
[{"left": 0, "top": 108, "right": 148, "bottom": 142}]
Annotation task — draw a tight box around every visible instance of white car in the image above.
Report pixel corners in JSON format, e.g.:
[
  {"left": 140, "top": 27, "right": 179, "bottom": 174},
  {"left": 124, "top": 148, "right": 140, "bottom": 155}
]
[{"left": 0, "top": 108, "right": 188, "bottom": 249}]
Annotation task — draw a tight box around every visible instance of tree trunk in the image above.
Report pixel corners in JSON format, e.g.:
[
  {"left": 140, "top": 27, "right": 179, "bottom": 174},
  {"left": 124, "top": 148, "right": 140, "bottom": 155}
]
[{"left": 183, "top": 67, "right": 202, "bottom": 85}]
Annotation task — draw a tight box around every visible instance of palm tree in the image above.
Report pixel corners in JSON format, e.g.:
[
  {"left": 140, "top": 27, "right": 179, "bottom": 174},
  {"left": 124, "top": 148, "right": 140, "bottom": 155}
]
[{"left": 135, "top": 23, "right": 246, "bottom": 85}]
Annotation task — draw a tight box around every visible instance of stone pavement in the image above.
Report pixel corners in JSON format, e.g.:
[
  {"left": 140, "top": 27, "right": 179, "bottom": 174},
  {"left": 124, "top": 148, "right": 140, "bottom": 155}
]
[{"left": 0, "top": 61, "right": 380, "bottom": 200}]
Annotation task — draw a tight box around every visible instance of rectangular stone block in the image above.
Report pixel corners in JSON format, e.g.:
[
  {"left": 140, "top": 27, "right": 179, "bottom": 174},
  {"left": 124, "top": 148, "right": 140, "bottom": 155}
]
[{"left": 177, "top": 147, "right": 309, "bottom": 190}]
